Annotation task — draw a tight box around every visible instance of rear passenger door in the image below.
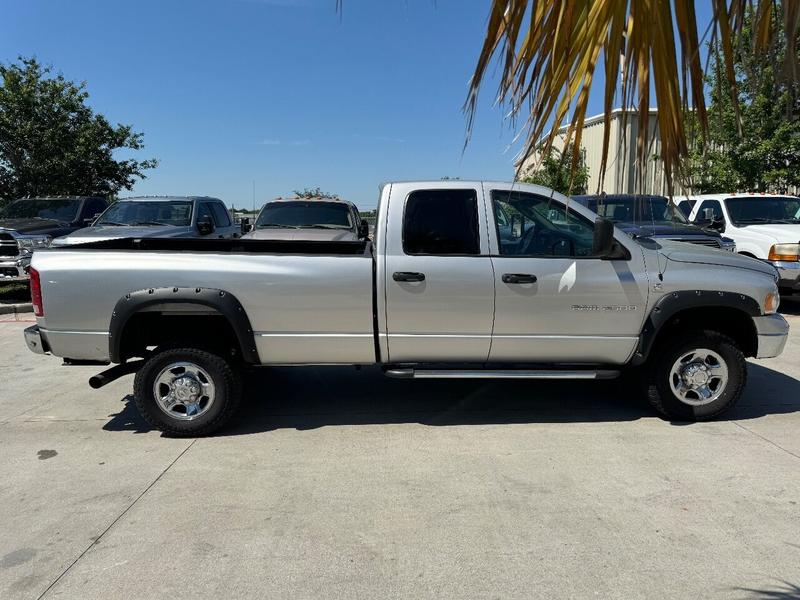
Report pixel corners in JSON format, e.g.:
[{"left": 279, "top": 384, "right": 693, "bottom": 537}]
[{"left": 383, "top": 184, "right": 495, "bottom": 362}]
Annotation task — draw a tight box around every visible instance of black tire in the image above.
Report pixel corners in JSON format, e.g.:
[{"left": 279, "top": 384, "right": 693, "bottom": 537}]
[
  {"left": 133, "top": 347, "right": 242, "bottom": 437},
  {"left": 643, "top": 330, "right": 747, "bottom": 421}
]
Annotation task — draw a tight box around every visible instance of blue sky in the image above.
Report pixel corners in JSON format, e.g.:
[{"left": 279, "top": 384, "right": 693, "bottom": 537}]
[{"left": 1, "top": 0, "right": 714, "bottom": 209}]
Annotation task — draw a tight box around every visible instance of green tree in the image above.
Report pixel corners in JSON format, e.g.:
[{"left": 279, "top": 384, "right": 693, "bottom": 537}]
[
  {"left": 689, "top": 5, "right": 800, "bottom": 193},
  {"left": 520, "top": 143, "right": 589, "bottom": 195},
  {"left": 292, "top": 186, "right": 339, "bottom": 199},
  {"left": 0, "top": 57, "right": 157, "bottom": 204}
]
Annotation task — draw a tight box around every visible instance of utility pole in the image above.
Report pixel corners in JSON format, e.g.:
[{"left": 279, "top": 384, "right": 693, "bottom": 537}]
[{"left": 252, "top": 180, "right": 256, "bottom": 214}]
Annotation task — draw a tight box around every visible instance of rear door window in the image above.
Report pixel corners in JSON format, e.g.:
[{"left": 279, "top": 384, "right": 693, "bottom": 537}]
[
  {"left": 210, "top": 202, "right": 231, "bottom": 227},
  {"left": 402, "top": 190, "right": 480, "bottom": 255}
]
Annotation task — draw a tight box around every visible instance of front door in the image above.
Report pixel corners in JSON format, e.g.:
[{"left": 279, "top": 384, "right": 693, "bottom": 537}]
[
  {"left": 383, "top": 185, "right": 495, "bottom": 362},
  {"left": 486, "top": 186, "right": 649, "bottom": 364}
]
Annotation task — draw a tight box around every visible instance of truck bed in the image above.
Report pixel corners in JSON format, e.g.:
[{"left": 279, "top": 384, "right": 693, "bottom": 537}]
[{"left": 33, "top": 239, "right": 376, "bottom": 364}]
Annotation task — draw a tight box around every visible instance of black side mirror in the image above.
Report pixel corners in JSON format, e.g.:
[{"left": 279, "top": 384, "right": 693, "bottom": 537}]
[
  {"left": 197, "top": 215, "right": 215, "bottom": 235},
  {"left": 358, "top": 220, "right": 370, "bottom": 239},
  {"left": 83, "top": 212, "right": 102, "bottom": 226},
  {"left": 240, "top": 217, "right": 252, "bottom": 234},
  {"left": 592, "top": 217, "right": 616, "bottom": 257}
]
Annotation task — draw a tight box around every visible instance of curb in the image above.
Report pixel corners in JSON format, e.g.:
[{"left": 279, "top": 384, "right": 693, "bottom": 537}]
[{"left": 0, "top": 303, "right": 33, "bottom": 316}]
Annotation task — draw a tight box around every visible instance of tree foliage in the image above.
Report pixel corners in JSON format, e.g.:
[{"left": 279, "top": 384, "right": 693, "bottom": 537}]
[
  {"left": 520, "top": 143, "right": 589, "bottom": 195},
  {"left": 292, "top": 186, "right": 339, "bottom": 199},
  {"left": 465, "top": 1, "right": 799, "bottom": 194},
  {"left": 689, "top": 4, "right": 800, "bottom": 193},
  {"left": 0, "top": 57, "right": 157, "bottom": 204}
]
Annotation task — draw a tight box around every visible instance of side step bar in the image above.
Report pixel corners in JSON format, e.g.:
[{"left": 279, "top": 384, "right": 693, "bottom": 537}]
[{"left": 384, "top": 369, "right": 620, "bottom": 380}]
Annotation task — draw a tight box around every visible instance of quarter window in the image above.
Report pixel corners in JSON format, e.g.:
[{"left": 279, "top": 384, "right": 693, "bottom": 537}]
[{"left": 402, "top": 190, "right": 480, "bottom": 255}]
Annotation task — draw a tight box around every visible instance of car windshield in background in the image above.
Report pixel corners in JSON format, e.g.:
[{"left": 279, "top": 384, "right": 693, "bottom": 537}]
[
  {"left": 97, "top": 201, "right": 193, "bottom": 226},
  {"left": 586, "top": 196, "right": 689, "bottom": 225},
  {"left": 256, "top": 202, "right": 353, "bottom": 229},
  {"left": 725, "top": 196, "right": 800, "bottom": 225},
  {"left": 0, "top": 199, "right": 81, "bottom": 222}
]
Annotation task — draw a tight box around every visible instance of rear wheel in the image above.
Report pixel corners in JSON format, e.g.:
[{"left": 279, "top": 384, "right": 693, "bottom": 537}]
[
  {"left": 133, "top": 347, "right": 242, "bottom": 436},
  {"left": 644, "top": 331, "right": 746, "bottom": 421}
]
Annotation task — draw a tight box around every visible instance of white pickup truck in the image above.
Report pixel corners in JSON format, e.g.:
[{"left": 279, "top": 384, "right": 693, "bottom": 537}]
[
  {"left": 24, "top": 181, "right": 789, "bottom": 436},
  {"left": 684, "top": 193, "right": 800, "bottom": 295}
]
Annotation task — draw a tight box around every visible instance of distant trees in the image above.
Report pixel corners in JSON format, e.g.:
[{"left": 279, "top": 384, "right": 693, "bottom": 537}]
[
  {"left": 520, "top": 143, "right": 589, "bottom": 195},
  {"left": 0, "top": 57, "right": 157, "bottom": 205},
  {"left": 292, "top": 187, "right": 339, "bottom": 199}
]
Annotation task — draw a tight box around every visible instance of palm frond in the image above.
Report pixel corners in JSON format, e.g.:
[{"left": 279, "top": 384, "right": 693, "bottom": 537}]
[{"left": 466, "top": 0, "right": 798, "bottom": 194}]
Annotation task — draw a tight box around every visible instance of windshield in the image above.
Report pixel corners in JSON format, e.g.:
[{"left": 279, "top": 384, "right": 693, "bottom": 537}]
[
  {"left": 725, "top": 196, "right": 800, "bottom": 225},
  {"left": 0, "top": 198, "right": 81, "bottom": 222},
  {"left": 97, "top": 201, "right": 193, "bottom": 226},
  {"left": 585, "top": 196, "right": 689, "bottom": 225},
  {"left": 256, "top": 201, "right": 353, "bottom": 230}
]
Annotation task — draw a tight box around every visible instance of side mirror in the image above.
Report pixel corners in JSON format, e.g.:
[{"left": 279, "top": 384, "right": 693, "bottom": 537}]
[
  {"left": 358, "top": 220, "right": 370, "bottom": 239},
  {"left": 197, "top": 215, "right": 215, "bottom": 236},
  {"left": 240, "top": 217, "right": 252, "bottom": 234},
  {"left": 592, "top": 217, "right": 616, "bottom": 257},
  {"left": 511, "top": 216, "right": 523, "bottom": 239}
]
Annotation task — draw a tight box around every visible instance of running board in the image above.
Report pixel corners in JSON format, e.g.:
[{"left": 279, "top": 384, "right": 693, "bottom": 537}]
[{"left": 384, "top": 369, "right": 620, "bottom": 380}]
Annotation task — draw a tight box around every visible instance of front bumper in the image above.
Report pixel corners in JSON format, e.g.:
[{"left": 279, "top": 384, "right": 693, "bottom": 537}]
[
  {"left": 770, "top": 260, "right": 800, "bottom": 292},
  {"left": 24, "top": 325, "right": 48, "bottom": 355},
  {"left": 0, "top": 256, "right": 29, "bottom": 281},
  {"left": 752, "top": 313, "right": 789, "bottom": 359}
]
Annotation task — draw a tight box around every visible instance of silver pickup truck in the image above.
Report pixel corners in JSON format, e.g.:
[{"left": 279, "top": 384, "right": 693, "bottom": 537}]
[{"left": 24, "top": 181, "right": 789, "bottom": 436}]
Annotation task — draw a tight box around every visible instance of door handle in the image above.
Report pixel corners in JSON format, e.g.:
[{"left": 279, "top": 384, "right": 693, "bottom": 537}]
[
  {"left": 393, "top": 271, "right": 426, "bottom": 282},
  {"left": 502, "top": 273, "right": 537, "bottom": 284}
]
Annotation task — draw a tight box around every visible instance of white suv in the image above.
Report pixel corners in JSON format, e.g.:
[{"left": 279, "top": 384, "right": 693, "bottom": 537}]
[{"left": 684, "top": 194, "right": 800, "bottom": 294}]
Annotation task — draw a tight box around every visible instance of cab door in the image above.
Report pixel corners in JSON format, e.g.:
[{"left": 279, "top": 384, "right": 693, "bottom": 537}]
[
  {"left": 382, "top": 184, "right": 495, "bottom": 362},
  {"left": 486, "top": 185, "right": 649, "bottom": 364}
]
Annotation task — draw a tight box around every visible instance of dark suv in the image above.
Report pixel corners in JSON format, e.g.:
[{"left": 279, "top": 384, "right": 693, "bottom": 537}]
[
  {"left": 571, "top": 194, "right": 736, "bottom": 251},
  {"left": 0, "top": 196, "right": 108, "bottom": 280}
]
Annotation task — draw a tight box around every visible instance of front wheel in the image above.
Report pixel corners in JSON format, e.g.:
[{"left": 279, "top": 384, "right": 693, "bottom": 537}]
[
  {"left": 643, "top": 331, "right": 747, "bottom": 421},
  {"left": 133, "top": 347, "right": 242, "bottom": 436}
]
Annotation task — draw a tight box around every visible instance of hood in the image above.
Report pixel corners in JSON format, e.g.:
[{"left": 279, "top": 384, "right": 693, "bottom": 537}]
[
  {"left": 244, "top": 228, "right": 358, "bottom": 242},
  {"left": 52, "top": 224, "right": 187, "bottom": 246},
  {"left": 616, "top": 221, "right": 719, "bottom": 239},
  {"left": 734, "top": 223, "right": 800, "bottom": 243},
  {"left": 0, "top": 218, "right": 65, "bottom": 235},
  {"left": 658, "top": 240, "right": 777, "bottom": 278}
]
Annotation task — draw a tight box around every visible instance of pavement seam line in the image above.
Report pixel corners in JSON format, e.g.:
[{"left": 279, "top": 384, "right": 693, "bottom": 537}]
[
  {"left": 36, "top": 438, "right": 198, "bottom": 600},
  {"left": 732, "top": 421, "right": 800, "bottom": 461}
]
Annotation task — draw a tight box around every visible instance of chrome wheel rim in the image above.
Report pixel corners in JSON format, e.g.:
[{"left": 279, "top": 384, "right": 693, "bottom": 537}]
[
  {"left": 153, "top": 362, "right": 216, "bottom": 421},
  {"left": 668, "top": 348, "right": 729, "bottom": 406}
]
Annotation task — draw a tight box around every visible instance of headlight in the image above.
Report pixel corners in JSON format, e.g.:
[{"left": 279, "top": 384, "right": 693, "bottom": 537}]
[
  {"left": 764, "top": 286, "right": 781, "bottom": 314},
  {"left": 768, "top": 243, "right": 800, "bottom": 262},
  {"left": 17, "top": 235, "right": 53, "bottom": 254}
]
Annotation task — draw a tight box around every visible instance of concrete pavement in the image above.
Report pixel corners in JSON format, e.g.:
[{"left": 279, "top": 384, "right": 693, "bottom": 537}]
[{"left": 1, "top": 307, "right": 799, "bottom": 599}]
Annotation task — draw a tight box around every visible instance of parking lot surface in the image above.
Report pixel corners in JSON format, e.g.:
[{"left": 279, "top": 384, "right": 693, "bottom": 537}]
[{"left": 1, "top": 305, "right": 800, "bottom": 600}]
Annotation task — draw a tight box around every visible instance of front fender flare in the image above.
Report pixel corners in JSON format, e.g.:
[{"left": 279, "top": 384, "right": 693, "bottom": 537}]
[
  {"left": 630, "top": 290, "right": 761, "bottom": 366},
  {"left": 108, "top": 287, "right": 259, "bottom": 364}
]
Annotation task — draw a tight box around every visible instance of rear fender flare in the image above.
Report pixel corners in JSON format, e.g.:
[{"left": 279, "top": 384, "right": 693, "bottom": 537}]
[{"left": 108, "top": 287, "right": 259, "bottom": 364}]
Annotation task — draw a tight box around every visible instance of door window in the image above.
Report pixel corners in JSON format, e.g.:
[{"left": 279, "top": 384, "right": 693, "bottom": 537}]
[
  {"left": 698, "top": 200, "right": 724, "bottom": 222},
  {"left": 402, "top": 190, "right": 480, "bottom": 255},
  {"left": 677, "top": 200, "right": 696, "bottom": 218},
  {"left": 197, "top": 203, "right": 214, "bottom": 222},
  {"left": 491, "top": 190, "right": 597, "bottom": 257},
  {"left": 210, "top": 202, "right": 232, "bottom": 227}
]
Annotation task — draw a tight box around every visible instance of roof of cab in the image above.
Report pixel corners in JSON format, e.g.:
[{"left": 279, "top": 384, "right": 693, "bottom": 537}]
[
  {"left": 687, "top": 192, "right": 799, "bottom": 201},
  {"left": 117, "top": 196, "right": 222, "bottom": 203}
]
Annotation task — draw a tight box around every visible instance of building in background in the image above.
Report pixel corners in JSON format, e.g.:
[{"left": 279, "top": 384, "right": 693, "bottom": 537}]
[{"left": 519, "top": 108, "right": 687, "bottom": 197}]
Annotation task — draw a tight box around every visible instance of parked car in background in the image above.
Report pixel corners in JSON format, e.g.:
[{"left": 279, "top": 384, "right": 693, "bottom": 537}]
[
  {"left": 24, "top": 181, "right": 787, "bottom": 436},
  {"left": 244, "top": 197, "right": 368, "bottom": 241},
  {"left": 52, "top": 196, "right": 239, "bottom": 246},
  {"left": 686, "top": 193, "right": 800, "bottom": 295},
  {"left": 571, "top": 194, "right": 736, "bottom": 251},
  {"left": 0, "top": 196, "right": 108, "bottom": 280}
]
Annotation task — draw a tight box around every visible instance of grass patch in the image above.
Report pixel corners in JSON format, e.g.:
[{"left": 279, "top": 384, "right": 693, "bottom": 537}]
[{"left": 0, "top": 281, "right": 30, "bottom": 303}]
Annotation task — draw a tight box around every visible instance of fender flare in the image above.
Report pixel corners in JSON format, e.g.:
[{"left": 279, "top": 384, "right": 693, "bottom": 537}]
[
  {"left": 108, "top": 287, "right": 260, "bottom": 364},
  {"left": 630, "top": 290, "right": 761, "bottom": 365}
]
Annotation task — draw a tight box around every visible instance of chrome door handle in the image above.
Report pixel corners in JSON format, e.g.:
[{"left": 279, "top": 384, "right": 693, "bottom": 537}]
[{"left": 502, "top": 273, "right": 537, "bottom": 284}]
